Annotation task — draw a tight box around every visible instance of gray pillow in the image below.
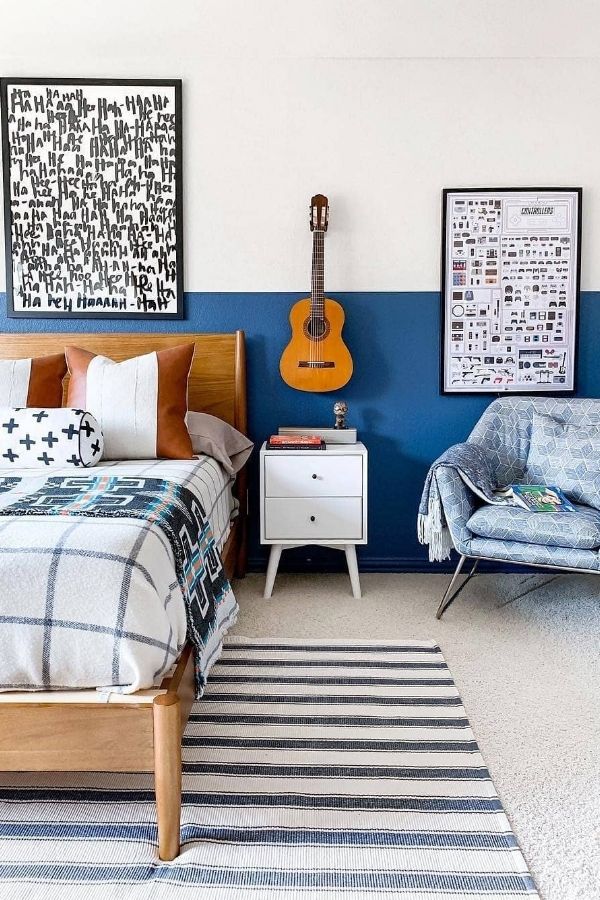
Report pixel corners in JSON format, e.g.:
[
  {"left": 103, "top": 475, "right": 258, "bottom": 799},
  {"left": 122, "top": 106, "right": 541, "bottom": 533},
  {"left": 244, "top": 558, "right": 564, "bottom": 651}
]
[
  {"left": 526, "top": 412, "right": 600, "bottom": 510},
  {"left": 186, "top": 412, "right": 253, "bottom": 475}
]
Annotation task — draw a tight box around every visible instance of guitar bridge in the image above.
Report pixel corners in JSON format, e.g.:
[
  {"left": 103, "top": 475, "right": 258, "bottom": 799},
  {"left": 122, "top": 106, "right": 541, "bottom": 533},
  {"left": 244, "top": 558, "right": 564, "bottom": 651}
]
[{"left": 298, "top": 361, "right": 335, "bottom": 368}]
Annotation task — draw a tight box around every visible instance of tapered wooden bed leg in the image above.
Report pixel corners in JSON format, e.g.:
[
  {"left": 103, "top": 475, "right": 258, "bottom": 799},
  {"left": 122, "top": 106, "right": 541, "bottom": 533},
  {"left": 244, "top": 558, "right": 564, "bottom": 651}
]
[{"left": 153, "top": 693, "right": 182, "bottom": 861}]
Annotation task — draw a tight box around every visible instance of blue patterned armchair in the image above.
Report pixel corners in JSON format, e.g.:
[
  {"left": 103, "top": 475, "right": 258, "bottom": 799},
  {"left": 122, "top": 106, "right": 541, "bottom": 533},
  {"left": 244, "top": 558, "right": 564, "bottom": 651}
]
[{"left": 434, "top": 396, "right": 600, "bottom": 617}]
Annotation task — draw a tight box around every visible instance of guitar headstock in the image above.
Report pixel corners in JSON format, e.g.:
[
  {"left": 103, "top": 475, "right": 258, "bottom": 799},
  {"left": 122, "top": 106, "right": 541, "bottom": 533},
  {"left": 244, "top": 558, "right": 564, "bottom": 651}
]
[{"left": 310, "top": 194, "right": 329, "bottom": 232}]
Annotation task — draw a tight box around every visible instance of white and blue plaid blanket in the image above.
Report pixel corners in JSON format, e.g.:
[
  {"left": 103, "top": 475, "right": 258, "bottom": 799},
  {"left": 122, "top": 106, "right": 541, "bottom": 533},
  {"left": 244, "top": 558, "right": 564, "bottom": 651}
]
[{"left": 0, "top": 459, "right": 238, "bottom": 696}]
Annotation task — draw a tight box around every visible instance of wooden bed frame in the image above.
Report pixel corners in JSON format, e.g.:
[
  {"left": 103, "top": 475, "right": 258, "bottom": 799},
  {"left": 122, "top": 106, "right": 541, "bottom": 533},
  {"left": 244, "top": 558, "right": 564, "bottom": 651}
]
[{"left": 0, "top": 331, "right": 248, "bottom": 861}]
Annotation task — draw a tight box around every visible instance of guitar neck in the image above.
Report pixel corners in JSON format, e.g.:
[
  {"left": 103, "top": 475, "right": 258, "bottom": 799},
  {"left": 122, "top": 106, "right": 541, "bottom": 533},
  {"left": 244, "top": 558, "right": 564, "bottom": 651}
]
[{"left": 310, "top": 230, "right": 325, "bottom": 320}]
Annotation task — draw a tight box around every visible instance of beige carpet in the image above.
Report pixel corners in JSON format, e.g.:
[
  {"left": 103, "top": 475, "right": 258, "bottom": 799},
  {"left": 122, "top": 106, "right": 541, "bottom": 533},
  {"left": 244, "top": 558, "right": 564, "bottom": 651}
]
[{"left": 231, "top": 571, "right": 600, "bottom": 900}]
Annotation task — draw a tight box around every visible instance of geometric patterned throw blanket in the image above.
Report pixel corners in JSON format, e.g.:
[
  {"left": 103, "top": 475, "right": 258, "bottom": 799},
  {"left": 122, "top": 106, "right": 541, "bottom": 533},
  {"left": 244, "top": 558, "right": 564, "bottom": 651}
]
[
  {"left": 0, "top": 474, "right": 234, "bottom": 696},
  {"left": 418, "top": 442, "right": 504, "bottom": 562}
]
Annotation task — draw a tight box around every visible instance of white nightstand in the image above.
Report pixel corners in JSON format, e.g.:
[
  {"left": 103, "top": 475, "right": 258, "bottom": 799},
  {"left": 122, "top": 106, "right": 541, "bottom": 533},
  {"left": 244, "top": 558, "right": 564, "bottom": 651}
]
[{"left": 260, "top": 441, "right": 368, "bottom": 599}]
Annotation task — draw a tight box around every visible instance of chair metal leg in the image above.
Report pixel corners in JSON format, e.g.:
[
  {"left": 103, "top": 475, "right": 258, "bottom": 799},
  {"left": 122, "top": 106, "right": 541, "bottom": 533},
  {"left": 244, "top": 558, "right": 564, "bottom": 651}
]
[{"left": 436, "top": 555, "right": 479, "bottom": 619}]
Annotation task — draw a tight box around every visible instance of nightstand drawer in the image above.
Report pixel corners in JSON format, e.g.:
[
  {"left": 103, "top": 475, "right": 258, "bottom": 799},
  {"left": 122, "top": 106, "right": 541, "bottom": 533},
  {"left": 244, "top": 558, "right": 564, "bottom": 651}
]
[
  {"left": 264, "top": 455, "right": 362, "bottom": 498},
  {"left": 264, "top": 498, "right": 363, "bottom": 541}
]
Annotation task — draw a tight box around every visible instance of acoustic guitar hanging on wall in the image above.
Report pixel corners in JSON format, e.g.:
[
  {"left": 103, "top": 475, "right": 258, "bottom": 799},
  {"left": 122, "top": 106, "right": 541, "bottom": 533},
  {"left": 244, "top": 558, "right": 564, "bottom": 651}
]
[{"left": 279, "top": 194, "right": 353, "bottom": 392}]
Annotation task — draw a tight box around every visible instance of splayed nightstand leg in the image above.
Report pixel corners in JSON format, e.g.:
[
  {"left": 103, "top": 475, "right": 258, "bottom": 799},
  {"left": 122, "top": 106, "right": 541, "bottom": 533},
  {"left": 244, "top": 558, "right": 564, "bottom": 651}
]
[
  {"left": 264, "top": 544, "right": 283, "bottom": 599},
  {"left": 345, "top": 545, "right": 361, "bottom": 599}
]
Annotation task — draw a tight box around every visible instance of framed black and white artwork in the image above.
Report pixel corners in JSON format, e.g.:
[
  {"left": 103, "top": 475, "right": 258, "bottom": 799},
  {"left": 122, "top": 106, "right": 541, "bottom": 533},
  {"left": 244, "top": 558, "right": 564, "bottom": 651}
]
[
  {"left": 0, "top": 78, "right": 183, "bottom": 319},
  {"left": 441, "top": 187, "right": 582, "bottom": 394}
]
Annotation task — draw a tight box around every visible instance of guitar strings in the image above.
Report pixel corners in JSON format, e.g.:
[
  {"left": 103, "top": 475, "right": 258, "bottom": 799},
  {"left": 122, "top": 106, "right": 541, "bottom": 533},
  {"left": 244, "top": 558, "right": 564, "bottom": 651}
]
[
  {"left": 308, "top": 225, "right": 317, "bottom": 366},
  {"left": 318, "top": 229, "right": 323, "bottom": 364},
  {"left": 311, "top": 228, "right": 316, "bottom": 365},
  {"left": 312, "top": 230, "right": 315, "bottom": 366},
  {"left": 316, "top": 229, "right": 320, "bottom": 364},
  {"left": 314, "top": 231, "right": 317, "bottom": 365},
  {"left": 312, "top": 228, "right": 320, "bottom": 366},
  {"left": 310, "top": 219, "right": 326, "bottom": 366}
]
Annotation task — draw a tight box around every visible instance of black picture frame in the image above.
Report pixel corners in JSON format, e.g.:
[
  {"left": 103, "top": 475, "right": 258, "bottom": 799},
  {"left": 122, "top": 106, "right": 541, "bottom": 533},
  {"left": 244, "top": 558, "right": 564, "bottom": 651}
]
[
  {"left": 440, "top": 187, "right": 582, "bottom": 395},
  {"left": 1, "top": 77, "right": 184, "bottom": 320}
]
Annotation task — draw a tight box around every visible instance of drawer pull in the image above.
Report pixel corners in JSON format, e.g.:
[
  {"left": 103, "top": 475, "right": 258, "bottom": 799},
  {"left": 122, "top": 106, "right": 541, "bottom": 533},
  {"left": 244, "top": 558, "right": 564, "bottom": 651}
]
[
  {"left": 310, "top": 515, "right": 316, "bottom": 522},
  {"left": 312, "top": 473, "right": 317, "bottom": 479}
]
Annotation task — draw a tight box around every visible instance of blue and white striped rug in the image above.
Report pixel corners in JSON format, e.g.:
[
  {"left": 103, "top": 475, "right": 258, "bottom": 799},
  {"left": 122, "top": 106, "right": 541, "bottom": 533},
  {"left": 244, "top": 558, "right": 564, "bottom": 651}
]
[{"left": 0, "top": 638, "right": 538, "bottom": 899}]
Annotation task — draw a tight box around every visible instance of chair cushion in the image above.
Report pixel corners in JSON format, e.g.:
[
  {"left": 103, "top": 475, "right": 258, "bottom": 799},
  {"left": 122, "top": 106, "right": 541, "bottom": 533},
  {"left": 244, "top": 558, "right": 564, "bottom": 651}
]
[
  {"left": 467, "top": 503, "right": 600, "bottom": 550},
  {"left": 526, "top": 412, "right": 600, "bottom": 510}
]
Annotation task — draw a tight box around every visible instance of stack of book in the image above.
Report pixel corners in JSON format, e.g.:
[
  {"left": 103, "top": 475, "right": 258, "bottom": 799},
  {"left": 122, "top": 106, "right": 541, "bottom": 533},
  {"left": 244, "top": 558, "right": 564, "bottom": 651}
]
[
  {"left": 279, "top": 426, "right": 357, "bottom": 444},
  {"left": 267, "top": 434, "right": 326, "bottom": 451}
]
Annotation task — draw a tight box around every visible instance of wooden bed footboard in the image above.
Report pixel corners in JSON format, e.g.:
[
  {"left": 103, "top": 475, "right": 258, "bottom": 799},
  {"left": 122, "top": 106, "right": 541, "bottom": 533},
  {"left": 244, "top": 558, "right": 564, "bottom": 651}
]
[{"left": 0, "top": 640, "right": 197, "bottom": 860}]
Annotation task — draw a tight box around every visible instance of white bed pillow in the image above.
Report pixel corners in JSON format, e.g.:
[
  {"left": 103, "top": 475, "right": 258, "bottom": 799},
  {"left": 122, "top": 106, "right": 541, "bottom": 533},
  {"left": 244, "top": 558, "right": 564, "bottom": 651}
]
[
  {"left": 186, "top": 412, "right": 253, "bottom": 475},
  {"left": 0, "top": 407, "right": 103, "bottom": 468},
  {"left": 0, "top": 354, "right": 66, "bottom": 407},
  {"left": 66, "top": 344, "right": 195, "bottom": 460}
]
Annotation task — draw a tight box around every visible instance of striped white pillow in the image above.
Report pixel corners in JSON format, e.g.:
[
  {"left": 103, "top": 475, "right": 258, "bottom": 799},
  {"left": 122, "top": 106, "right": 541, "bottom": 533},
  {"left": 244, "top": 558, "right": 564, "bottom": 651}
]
[
  {"left": 65, "top": 344, "right": 194, "bottom": 460},
  {"left": 0, "top": 355, "right": 66, "bottom": 408}
]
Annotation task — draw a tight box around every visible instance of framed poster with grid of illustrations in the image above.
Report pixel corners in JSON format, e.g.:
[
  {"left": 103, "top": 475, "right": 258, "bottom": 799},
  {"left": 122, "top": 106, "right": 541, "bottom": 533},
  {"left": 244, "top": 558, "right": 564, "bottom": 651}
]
[
  {"left": 1, "top": 78, "right": 183, "bottom": 319},
  {"left": 441, "top": 187, "right": 581, "bottom": 394}
]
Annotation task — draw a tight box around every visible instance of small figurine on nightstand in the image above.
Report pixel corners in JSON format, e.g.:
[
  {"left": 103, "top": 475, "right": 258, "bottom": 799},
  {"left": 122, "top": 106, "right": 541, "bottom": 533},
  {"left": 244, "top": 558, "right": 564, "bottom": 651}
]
[{"left": 333, "top": 400, "right": 348, "bottom": 430}]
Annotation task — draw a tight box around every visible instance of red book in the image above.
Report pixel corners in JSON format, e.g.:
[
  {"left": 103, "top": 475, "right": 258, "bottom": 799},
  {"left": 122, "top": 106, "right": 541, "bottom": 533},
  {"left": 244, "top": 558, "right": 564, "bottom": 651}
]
[{"left": 267, "top": 434, "right": 326, "bottom": 450}]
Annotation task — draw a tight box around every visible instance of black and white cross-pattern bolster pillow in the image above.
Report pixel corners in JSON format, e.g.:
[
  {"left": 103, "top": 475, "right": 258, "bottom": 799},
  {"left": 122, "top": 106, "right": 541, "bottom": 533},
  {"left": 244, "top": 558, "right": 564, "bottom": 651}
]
[{"left": 0, "top": 408, "right": 104, "bottom": 468}]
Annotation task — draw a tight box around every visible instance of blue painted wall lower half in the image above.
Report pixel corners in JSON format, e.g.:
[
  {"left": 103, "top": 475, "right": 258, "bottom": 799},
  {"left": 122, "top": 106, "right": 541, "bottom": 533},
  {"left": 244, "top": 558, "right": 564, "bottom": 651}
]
[{"left": 0, "top": 290, "right": 598, "bottom": 573}]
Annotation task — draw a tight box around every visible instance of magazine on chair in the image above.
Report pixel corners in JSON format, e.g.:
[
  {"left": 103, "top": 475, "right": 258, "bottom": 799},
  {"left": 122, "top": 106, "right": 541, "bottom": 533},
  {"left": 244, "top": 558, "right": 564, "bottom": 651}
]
[{"left": 497, "top": 484, "right": 576, "bottom": 513}]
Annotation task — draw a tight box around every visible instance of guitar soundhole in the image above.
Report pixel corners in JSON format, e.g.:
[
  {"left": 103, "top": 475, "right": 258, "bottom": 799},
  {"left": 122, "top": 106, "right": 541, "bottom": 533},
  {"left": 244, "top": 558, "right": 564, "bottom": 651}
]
[{"left": 303, "top": 317, "right": 330, "bottom": 342}]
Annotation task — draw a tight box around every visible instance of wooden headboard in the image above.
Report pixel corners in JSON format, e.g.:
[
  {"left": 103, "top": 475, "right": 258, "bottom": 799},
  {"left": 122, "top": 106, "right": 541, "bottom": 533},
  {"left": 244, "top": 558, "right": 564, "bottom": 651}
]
[{"left": 0, "top": 332, "right": 247, "bottom": 435}]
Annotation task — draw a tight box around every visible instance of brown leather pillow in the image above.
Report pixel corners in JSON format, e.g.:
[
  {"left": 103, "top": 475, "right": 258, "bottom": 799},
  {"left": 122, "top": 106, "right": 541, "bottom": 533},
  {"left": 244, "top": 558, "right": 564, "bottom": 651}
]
[
  {"left": 65, "top": 344, "right": 194, "bottom": 460},
  {"left": 0, "top": 354, "right": 67, "bottom": 408}
]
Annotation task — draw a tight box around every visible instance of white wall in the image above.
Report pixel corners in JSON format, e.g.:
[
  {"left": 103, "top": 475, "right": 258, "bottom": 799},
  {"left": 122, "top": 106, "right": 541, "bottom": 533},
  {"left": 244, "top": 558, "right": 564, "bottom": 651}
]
[{"left": 1, "top": 1, "right": 600, "bottom": 292}]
